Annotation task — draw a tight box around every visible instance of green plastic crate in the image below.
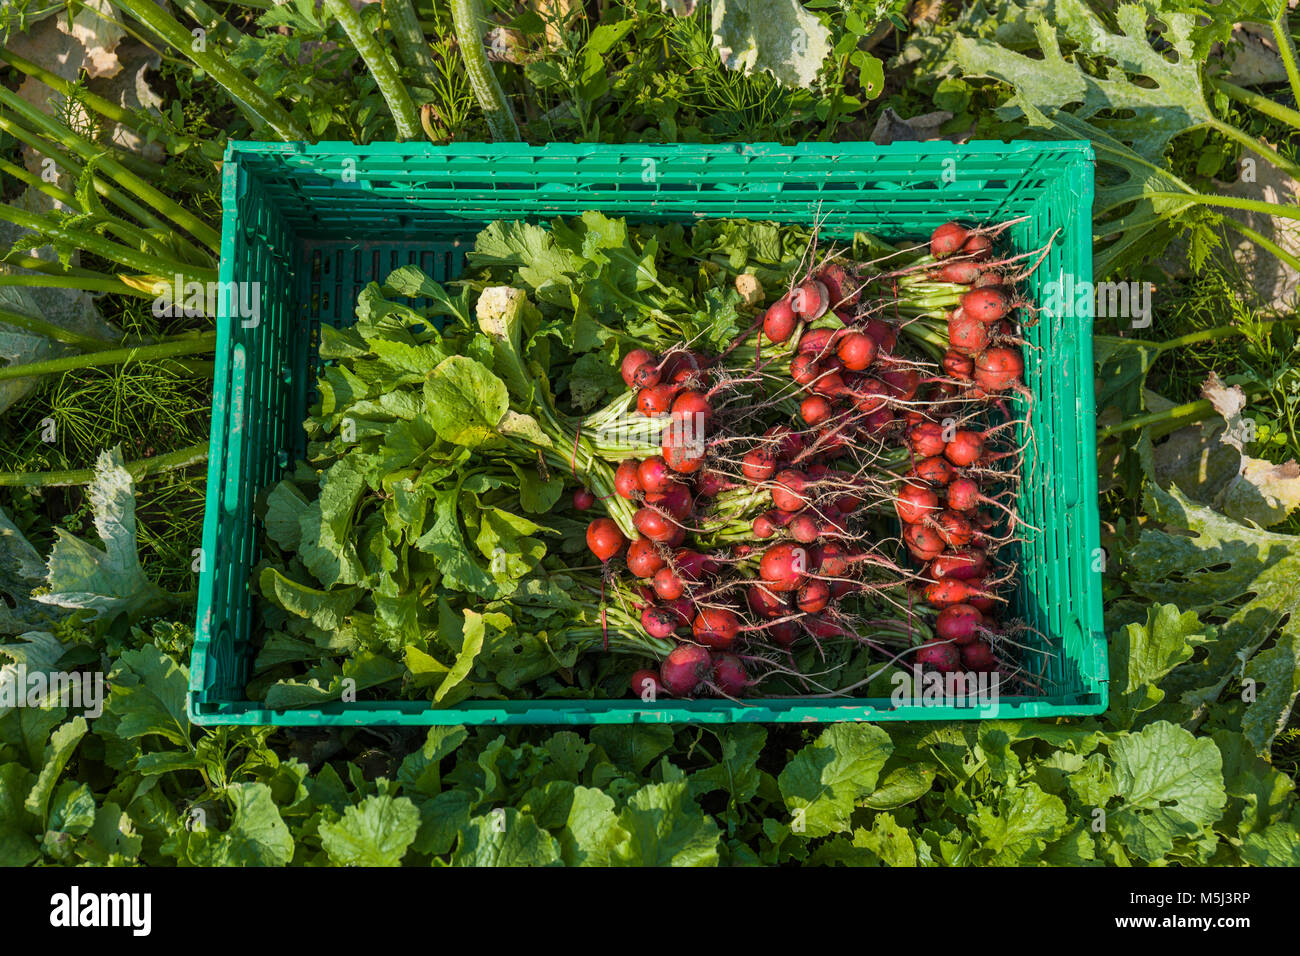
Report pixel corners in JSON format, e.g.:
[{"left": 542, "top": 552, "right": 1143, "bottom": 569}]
[{"left": 191, "top": 141, "right": 1106, "bottom": 726}]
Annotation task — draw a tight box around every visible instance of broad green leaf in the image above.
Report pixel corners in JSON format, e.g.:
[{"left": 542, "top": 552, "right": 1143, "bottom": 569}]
[
  {"left": 1108, "top": 721, "right": 1226, "bottom": 862},
  {"left": 615, "top": 780, "right": 721, "bottom": 867},
  {"left": 558, "top": 786, "right": 628, "bottom": 867},
  {"left": 397, "top": 726, "right": 469, "bottom": 798},
  {"left": 34, "top": 447, "right": 177, "bottom": 621},
  {"left": 192, "top": 783, "right": 294, "bottom": 867},
  {"left": 435, "top": 609, "right": 485, "bottom": 703},
  {"left": 1129, "top": 484, "right": 1300, "bottom": 752},
  {"left": 264, "top": 480, "right": 310, "bottom": 551},
  {"left": 259, "top": 567, "right": 361, "bottom": 630},
  {"left": 423, "top": 356, "right": 510, "bottom": 448},
  {"left": 412, "top": 789, "right": 473, "bottom": 857},
  {"left": 590, "top": 724, "right": 675, "bottom": 774},
  {"left": 0, "top": 762, "right": 38, "bottom": 866},
  {"left": 24, "top": 715, "right": 87, "bottom": 823},
  {"left": 451, "top": 807, "right": 561, "bottom": 866},
  {"left": 1108, "top": 603, "right": 1201, "bottom": 729},
  {"left": 47, "top": 780, "right": 96, "bottom": 836},
  {"left": 689, "top": 725, "right": 766, "bottom": 806},
  {"left": 77, "top": 801, "right": 142, "bottom": 865},
  {"left": 1241, "top": 822, "right": 1300, "bottom": 866},
  {"left": 710, "top": 0, "right": 832, "bottom": 89},
  {"left": 853, "top": 813, "right": 917, "bottom": 867},
  {"left": 778, "top": 724, "right": 893, "bottom": 838},
  {"left": 971, "top": 783, "right": 1069, "bottom": 864},
  {"left": 0, "top": 505, "right": 56, "bottom": 635},
  {"left": 105, "top": 646, "right": 190, "bottom": 747},
  {"left": 320, "top": 794, "right": 420, "bottom": 866}
]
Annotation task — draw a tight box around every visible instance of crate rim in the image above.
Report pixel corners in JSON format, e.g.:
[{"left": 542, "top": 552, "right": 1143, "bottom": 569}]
[{"left": 192, "top": 139, "right": 1105, "bottom": 726}]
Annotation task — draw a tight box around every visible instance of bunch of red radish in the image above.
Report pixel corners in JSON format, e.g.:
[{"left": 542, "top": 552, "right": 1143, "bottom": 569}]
[{"left": 580, "top": 220, "right": 1032, "bottom": 700}]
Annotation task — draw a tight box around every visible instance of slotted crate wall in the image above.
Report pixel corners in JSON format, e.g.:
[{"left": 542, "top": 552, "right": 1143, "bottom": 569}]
[{"left": 192, "top": 141, "right": 1106, "bottom": 726}]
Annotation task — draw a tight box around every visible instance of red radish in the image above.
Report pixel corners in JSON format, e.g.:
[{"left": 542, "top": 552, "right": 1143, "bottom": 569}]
[
  {"left": 637, "top": 456, "right": 674, "bottom": 494},
  {"left": 961, "top": 287, "right": 1009, "bottom": 324},
  {"left": 674, "top": 549, "right": 719, "bottom": 581},
  {"left": 852, "top": 378, "right": 890, "bottom": 414},
  {"left": 930, "top": 222, "right": 969, "bottom": 258},
  {"left": 630, "top": 668, "right": 664, "bottom": 698},
  {"left": 879, "top": 367, "right": 921, "bottom": 402},
  {"left": 817, "top": 263, "right": 857, "bottom": 306},
  {"left": 652, "top": 566, "right": 685, "bottom": 600},
  {"left": 712, "top": 653, "right": 749, "bottom": 696},
  {"left": 662, "top": 425, "right": 706, "bottom": 474},
  {"left": 660, "top": 350, "right": 702, "bottom": 384},
  {"left": 930, "top": 548, "right": 988, "bottom": 581},
  {"left": 693, "top": 607, "right": 741, "bottom": 650},
  {"left": 836, "top": 331, "right": 877, "bottom": 371},
  {"left": 804, "top": 616, "right": 847, "bottom": 639},
  {"left": 968, "top": 595, "right": 997, "bottom": 616},
  {"left": 759, "top": 542, "right": 809, "bottom": 592},
  {"left": 572, "top": 487, "right": 596, "bottom": 510},
  {"left": 790, "top": 512, "right": 819, "bottom": 544},
  {"left": 621, "top": 349, "right": 656, "bottom": 388},
  {"left": 633, "top": 507, "right": 680, "bottom": 544},
  {"left": 942, "top": 349, "right": 975, "bottom": 382},
  {"left": 922, "top": 577, "right": 987, "bottom": 608},
  {"left": 904, "top": 522, "right": 946, "bottom": 561},
  {"left": 586, "top": 518, "right": 626, "bottom": 562},
  {"left": 637, "top": 383, "right": 678, "bottom": 416},
  {"left": 770, "top": 470, "right": 810, "bottom": 512},
  {"left": 817, "top": 421, "right": 853, "bottom": 451},
  {"left": 627, "top": 538, "right": 665, "bottom": 578},
  {"left": 666, "top": 597, "right": 694, "bottom": 625},
  {"left": 631, "top": 361, "right": 661, "bottom": 389},
  {"left": 765, "top": 425, "right": 804, "bottom": 460},
  {"left": 863, "top": 407, "right": 898, "bottom": 437},
  {"left": 796, "top": 579, "right": 830, "bottom": 613},
  {"left": 614, "top": 459, "right": 642, "bottom": 499},
  {"left": 908, "top": 422, "right": 947, "bottom": 458},
  {"left": 973, "top": 271, "right": 1004, "bottom": 289},
  {"left": 830, "top": 579, "right": 858, "bottom": 600},
  {"left": 946, "top": 477, "right": 982, "bottom": 512},
  {"left": 862, "top": 318, "right": 898, "bottom": 354},
  {"left": 742, "top": 448, "right": 777, "bottom": 482},
  {"left": 812, "top": 370, "right": 847, "bottom": 398},
  {"left": 962, "top": 234, "right": 992, "bottom": 259},
  {"left": 790, "top": 353, "right": 820, "bottom": 386},
  {"left": 798, "top": 327, "right": 839, "bottom": 356},
  {"left": 800, "top": 395, "right": 834, "bottom": 426},
  {"left": 659, "top": 645, "right": 713, "bottom": 696},
  {"left": 641, "top": 604, "right": 681, "bottom": 638},
  {"left": 962, "top": 640, "right": 997, "bottom": 670},
  {"left": 944, "top": 430, "right": 985, "bottom": 467},
  {"left": 895, "top": 483, "right": 940, "bottom": 525},
  {"left": 934, "top": 259, "right": 982, "bottom": 284},
  {"left": 791, "top": 279, "right": 830, "bottom": 319},
  {"left": 671, "top": 390, "right": 713, "bottom": 431},
  {"left": 748, "top": 585, "right": 789, "bottom": 618},
  {"left": 948, "top": 310, "right": 991, "bottom": 356},
  {"left": 752, "top": 513, "right": 776, "bottom": 539},
  {"left": 916, "top": 640, "right": 962, "bottom": 672},
  {"left": 696, "top": 469, "right": 733, "bottom": 497},
  {"left": 814, "top": 541, "right": 850, "bottom": 577},
  {"left": 763, "top": 297, "right": 797, "bottom": 342},
  {"left": 645, "top": 481, "right": 692, "bottom": 520},
  {"left": 835, "top": 488, "right": 865, "bottom": 515},
  {"left": 910, "top": 456, "right": 955, "bottom": 487},
  {"left": 768, "top": 620, "right": 800, "bottom": 647},
  {"left": 973, "top": 347, "right": 1025, "bottom": 392},
  {"left": 935, "top": 604, "right": 983, "bottom": 645},
  {"left": 933, "top": 510, "right": 974, "bottom": 548}
]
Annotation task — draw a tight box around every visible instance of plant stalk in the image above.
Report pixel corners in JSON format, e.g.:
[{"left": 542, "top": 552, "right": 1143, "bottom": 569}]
[
  {"left": 325, "top": 0, "right": 423, "bottom": 141},
  {"left": 0, "top": 331, "right": 218, "bottom": 383},
  {"left": 450, "top": 0, "right": 521, "bottom": 141},
  {"left": 0, "top": 443, "right": 211, "bottom": 487}
]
